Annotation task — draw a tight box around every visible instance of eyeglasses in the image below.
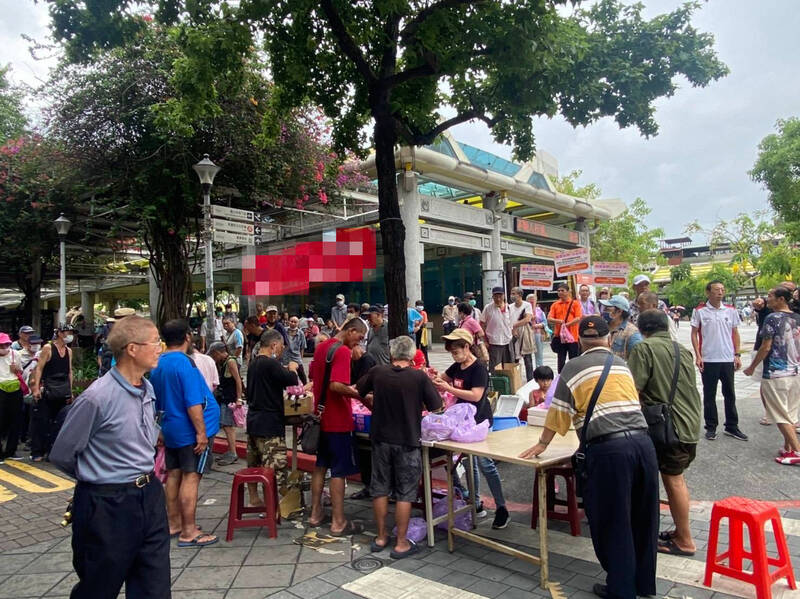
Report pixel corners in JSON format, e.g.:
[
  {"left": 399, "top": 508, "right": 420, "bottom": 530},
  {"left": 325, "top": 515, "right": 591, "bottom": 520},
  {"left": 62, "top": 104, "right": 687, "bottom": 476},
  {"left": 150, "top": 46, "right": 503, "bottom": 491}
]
[{"left": 131, "top": 341, "right": 163, "bottom": 350}]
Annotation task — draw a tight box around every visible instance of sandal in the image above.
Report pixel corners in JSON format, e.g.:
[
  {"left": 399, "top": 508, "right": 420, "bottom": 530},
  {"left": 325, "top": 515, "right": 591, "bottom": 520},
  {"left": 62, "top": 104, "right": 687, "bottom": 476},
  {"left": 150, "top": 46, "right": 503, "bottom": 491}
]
[
  {"left": 307, "top": 514, "right": 331, "bottom": 528},
  {"left": 760, "top": 417, "right": 772, "bottom": 426},
  {"left": 177, "top": 533, "right": 218, "bottom": 548},
  {"left": 657, "top": 537, "right": 695, "bottom": 556},
  {"left": 370, "top": 537, "right": 392, "bottom": 552},
  {"left": 330, "top": 520, "right": 364, "bottom": 537},
  {"left": 658, "top": 529, "right": 676, "bottom": 542},
  {"left": 390, "top": 539, "right": 420, "bottom": 559}
]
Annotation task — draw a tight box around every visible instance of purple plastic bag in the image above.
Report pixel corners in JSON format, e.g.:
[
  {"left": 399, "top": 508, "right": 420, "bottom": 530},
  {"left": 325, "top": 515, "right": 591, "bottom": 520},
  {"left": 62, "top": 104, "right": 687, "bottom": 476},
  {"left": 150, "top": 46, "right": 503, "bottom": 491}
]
[
  {"left": 421, "top": 412, "right": 456, "bottom": 441},
  {"left": 392, "top": 517, "right": 428, "bottom": 544},
  {"left": 432, "top": 495, "right": 473, "bottom": 531},
  {"left": 450, "top": 418, "right": 490, "bottom": 443}
]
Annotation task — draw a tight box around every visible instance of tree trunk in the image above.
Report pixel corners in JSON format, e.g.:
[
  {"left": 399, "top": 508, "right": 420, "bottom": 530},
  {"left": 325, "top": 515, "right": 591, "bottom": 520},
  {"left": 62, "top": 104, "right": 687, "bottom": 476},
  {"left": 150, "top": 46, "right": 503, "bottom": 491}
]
[
  {"left": 373, "top": 111, "right": 408, "bottom": 339},
  {"left": 148, "top": 227, "right": 193, "bottom": 326}
]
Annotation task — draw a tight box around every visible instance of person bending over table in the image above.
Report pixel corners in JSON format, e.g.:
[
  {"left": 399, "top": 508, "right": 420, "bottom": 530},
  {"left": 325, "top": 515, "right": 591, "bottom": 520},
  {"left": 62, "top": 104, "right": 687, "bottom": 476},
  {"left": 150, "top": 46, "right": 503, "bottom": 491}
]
[
  {"left": 353, "top": 335, "right": 442, "bottom": 558},
  {"left": 432, "top": 328, "right": 510, "bottom": 530}
]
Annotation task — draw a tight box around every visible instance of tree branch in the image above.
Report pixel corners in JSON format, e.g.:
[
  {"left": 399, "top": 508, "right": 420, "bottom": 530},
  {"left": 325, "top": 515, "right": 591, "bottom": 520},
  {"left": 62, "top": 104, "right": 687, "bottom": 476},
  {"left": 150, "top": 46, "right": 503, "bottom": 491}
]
[
  {"left": 387, "top": 62, "right": 438, "bottom": 88},
  {"left": 319, "top": 0, "right": 377, "bottom": 85},
  {"left": 401, "top": 0, "right": 487, "bottom": 42},
  {"left": 379, "top": 12, "right": 402, "bottom": 79},
  {"left": 394, "top": 109, "right": 504, "bottom": 146}
]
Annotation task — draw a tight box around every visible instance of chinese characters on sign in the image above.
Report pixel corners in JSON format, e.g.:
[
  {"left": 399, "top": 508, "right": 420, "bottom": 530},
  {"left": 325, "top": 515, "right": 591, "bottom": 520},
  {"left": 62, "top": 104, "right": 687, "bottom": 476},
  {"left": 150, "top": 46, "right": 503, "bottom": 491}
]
[
  {"left": 553, "top": 248, "right": 591, "bottom": 276},
  {"left": 519, "top": 264, "right": 555, "bottom": 290}
]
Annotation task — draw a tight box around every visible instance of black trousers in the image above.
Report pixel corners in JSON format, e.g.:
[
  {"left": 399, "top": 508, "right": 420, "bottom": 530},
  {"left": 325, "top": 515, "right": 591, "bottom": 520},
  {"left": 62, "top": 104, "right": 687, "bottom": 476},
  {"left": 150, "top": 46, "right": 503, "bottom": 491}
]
[
  {"left": 701, "top": 361, "right": 738, "bottom": 431},
  {"left": 70, "top": 478, "right": 171, "bottom": 599},
  {"left": 551, "top": 338, "right": 580, "bottom": 373},
  {"left": 584, "top": 434, "right": 659, "bottom": 599},
  {"left": 0, "top": 388, "right": 23, "bottom": 458},
  {"left": 30, "top": 396, "right": 67, "bottom": 458}
]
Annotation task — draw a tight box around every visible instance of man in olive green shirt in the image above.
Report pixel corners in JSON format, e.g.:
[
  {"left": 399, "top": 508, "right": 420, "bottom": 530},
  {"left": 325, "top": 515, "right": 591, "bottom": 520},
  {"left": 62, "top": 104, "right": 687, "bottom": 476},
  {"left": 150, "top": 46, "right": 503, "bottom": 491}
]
[{"left": 628, "top": 310, "right": 702, "bottom": 558}]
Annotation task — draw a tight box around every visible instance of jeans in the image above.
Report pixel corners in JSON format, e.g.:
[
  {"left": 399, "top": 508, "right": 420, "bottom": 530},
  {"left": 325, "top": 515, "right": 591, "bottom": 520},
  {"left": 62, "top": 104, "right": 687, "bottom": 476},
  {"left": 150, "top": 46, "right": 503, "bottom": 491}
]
[
  {"left": 533, "top": 332, "right": 544, "bottom": 368},
  {"left": 455, "top": 456, "right": 506, "bottom": 508}
]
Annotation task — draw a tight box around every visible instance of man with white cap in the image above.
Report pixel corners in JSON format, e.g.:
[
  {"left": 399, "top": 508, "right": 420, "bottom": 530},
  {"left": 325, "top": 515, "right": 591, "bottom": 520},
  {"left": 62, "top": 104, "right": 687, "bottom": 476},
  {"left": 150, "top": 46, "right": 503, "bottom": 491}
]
[
  {"left": 11, "top": 325, "right": 34, "bottom": 352},
  {"left": 331, "top": 294, "right": 347, "bottom": 332},
  {"left": 442, "top": 296, "right": 459, "bottom": 335},
  {"left": 629, "top": 275, "right": 668, "bottom": 325},
  {"left": 263, "top": 305, "right": 289, "bottom": 345}
]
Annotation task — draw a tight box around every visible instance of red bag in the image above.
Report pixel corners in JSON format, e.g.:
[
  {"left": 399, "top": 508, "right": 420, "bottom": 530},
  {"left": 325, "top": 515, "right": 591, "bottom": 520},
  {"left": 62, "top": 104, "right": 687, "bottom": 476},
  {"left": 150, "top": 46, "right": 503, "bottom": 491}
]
[
  {"left": 12, "top": 352, "right": 29, "bottom": 396},
  {"left": 154, "top": 445, "right": 167, "bottom": 484}
]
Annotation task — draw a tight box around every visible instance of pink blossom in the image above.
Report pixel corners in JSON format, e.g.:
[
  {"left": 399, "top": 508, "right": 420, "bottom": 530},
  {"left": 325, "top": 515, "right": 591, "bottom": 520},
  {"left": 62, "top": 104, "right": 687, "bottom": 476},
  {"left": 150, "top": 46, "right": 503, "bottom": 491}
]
[{"left": 319, "top": 190, "right": 328, "bottom": 204}]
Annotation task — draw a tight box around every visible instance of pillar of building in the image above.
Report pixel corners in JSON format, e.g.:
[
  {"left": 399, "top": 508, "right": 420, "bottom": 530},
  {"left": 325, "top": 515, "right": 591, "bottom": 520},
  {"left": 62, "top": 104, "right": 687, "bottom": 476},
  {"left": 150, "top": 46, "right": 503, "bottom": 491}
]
[
  {"left": 80, "top": 291, "right": 94, "bottom": 325},
  {"left": 482, "top": 193, "right": 506, "bottom": 302},
  {"left": 148, "top": 268, "right": 161, "bottom": 324},
  {"left": 398, "top": 170, "right": 423, "bottom": 303}
]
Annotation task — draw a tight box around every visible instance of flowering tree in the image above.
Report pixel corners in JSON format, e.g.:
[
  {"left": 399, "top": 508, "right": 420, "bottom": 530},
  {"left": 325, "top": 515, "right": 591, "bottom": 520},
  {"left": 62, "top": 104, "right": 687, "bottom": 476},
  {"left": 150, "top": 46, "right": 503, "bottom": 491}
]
[
  {"left": 46, "top": 24, "right": 355, "bottom": 323},
  {"left": 0, "top": 135, "right": 79, "bottom": 327}
]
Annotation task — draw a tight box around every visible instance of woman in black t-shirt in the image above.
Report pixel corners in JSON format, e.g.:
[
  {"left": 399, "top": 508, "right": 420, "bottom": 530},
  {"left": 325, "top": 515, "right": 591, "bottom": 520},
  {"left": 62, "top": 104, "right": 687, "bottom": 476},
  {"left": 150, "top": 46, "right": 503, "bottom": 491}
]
[{"left": 433, "top": 329, "right": 509, "bottom": 530}]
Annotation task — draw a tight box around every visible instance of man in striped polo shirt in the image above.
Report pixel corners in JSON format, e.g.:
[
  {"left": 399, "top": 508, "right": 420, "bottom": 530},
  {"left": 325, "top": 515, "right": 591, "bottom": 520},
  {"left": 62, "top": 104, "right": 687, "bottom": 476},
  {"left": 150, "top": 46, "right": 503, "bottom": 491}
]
[{"left": 520, "top": 315, "right": 659, "bottom": 599}]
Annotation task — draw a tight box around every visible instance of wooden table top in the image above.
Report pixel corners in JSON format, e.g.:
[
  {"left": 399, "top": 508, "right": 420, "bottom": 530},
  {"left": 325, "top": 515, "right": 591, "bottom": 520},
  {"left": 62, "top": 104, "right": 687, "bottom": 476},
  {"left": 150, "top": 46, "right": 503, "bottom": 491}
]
[{"left": 426, "top": 425, "right": 579, "bottom": 468}]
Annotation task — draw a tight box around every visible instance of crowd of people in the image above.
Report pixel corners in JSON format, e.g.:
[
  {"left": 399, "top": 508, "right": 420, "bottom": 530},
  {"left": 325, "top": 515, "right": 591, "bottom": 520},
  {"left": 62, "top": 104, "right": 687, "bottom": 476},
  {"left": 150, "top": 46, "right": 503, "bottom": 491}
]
[{"left": 1, "top": 275, "right": 799, "bottom": 599}]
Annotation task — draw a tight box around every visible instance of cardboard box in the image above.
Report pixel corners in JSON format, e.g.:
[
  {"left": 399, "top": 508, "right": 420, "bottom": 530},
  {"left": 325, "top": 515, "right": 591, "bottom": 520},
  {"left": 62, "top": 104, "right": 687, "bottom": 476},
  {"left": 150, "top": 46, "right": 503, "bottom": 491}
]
[
  {"left": 494, "top": 362, "right": 523, "bottom": 394},
  {"left": 284, "top": 393, "right": 314, "bottom": 418}
]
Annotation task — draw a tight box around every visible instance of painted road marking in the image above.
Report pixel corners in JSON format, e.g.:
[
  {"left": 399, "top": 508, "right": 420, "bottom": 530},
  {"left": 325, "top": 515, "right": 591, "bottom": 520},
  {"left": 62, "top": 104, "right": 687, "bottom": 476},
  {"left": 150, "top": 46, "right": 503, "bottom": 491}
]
[{"left": 0, "top": 461, "right": 74, "bottom": 502}]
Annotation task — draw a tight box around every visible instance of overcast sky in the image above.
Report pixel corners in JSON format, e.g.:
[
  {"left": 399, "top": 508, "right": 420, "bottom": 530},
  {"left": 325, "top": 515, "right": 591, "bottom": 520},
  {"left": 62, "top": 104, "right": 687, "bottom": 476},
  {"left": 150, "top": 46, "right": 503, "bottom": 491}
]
[{"left": 1, "top": 0, "right": 798, "bottom": 239}]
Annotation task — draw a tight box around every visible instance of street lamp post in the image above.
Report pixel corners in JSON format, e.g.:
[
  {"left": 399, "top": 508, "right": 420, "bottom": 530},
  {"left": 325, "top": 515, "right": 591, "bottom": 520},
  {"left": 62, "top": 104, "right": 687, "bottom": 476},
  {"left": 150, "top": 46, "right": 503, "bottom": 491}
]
[
  {"left": 193, "top": 154, "right": 221, "bottom": 348},
  {"left": 54, "top": 213, "right": 72, "bottom": 326}
]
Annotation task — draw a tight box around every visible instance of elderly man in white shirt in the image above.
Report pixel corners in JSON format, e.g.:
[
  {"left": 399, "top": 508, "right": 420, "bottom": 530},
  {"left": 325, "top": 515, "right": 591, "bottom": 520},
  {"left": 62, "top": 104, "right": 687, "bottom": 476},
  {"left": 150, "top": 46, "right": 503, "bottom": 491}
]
[{"left": 481, "top": 286, "right": 513, "bottom": 371}]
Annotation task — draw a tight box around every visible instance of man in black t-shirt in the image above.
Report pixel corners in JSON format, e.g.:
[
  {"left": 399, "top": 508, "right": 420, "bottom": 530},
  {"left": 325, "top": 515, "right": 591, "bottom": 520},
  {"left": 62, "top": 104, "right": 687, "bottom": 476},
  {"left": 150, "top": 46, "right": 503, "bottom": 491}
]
[
  {"left": 245, "top": 329, "right": 299, "bottom": 506},
  {"left": 355, "top": 336, "right": 441, "bottom": 559}
]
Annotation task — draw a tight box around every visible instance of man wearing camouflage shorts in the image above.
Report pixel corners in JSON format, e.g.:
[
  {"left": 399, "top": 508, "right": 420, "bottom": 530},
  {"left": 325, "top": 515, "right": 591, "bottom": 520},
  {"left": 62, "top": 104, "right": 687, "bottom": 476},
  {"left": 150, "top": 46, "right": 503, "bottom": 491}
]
[{"left": 245, "top": 329, "right": 300, "bottom": 507}]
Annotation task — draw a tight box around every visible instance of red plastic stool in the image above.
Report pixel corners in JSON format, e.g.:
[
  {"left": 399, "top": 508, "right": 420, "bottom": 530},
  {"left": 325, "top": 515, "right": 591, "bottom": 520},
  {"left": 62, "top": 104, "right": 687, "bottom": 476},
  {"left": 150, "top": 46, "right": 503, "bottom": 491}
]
[
  {"left": 704, "top": 496, "right": 796, "bottom": 599},
  {"left": 226, "top": 467, "right": 280, "bottom": 541},
  {"left": 531, "top": 465, "right": 583, "bottom": 536}
]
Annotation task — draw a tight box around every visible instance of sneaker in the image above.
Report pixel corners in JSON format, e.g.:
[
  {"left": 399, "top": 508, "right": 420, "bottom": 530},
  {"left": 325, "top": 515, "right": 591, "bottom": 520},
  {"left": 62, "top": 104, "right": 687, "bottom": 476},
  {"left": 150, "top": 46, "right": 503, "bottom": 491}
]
[
  {"left": 724, "top": 428, "right": 748, "bottom": 441},
  {"left": 705, "top": 430, "right": 717, "bottom": 441},
  {"left": 7, "top": 453, "right": 24, "bottom": 461},
  {"left": 0, "top": 458, "right": 4, "bottom": 465},
  {"left": 475, "top": 501, "right": 487, "bottom": 518},
  {"left": 775, "top": 451, "right": 800, "bottom": 465},
  {"left": 216, "top": 453, "right": 238, "bottom": 466},
  {"left": 777, "top": 448, "right": 794, "bottom": 458},
  {"left": 491, "top": 506, "right": 510, "bottom": 529}
]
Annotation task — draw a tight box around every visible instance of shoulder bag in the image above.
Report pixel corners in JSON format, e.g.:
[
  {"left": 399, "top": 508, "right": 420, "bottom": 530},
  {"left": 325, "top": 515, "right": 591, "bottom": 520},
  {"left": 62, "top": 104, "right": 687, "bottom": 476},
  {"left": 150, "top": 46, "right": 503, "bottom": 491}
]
[
  {"left": 299, "top": 341, "right": 343, "bottom": 454},
  {"left": 642, "top": 341, "right": 682, "bottom": 449},
  {"left": 571, "top": 351, "right": 614, "bottom": 496}
]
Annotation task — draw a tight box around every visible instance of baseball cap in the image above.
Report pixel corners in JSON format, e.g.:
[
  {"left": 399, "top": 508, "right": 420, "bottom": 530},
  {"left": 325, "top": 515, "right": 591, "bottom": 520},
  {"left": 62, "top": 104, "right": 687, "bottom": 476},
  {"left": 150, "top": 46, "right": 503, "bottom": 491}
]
[
  {"left": 335, "top": 294, "right": 345, "bottom": 301},
  {"left": 114, "top": 307, "right": 136, "bottom": 318},
  {"left": 632, "top": 274, "right": 651, "bottom": 286},
  {"left": 0, "top": 332, "right": 11, "bottom": 345},
  {"left": 266, "top": 305, "right": 278, "bottom": 312},
  {"left": 579, "top": 315, "right": 610, "bottom": 338},
  {"left": 57, "top": 323, "right": 75, "bottom": 332},
  {"left": 18, "top": 325, "right": 34, "bottom": 334},
  {"left": 442, "top": 328, "right": 474, "bottom": 345},
  {"left": 491, "top": 286, "right": 505, "bottom": 295},
  {"left": 28, "top": 334, "right": 43, "bottom": 344},
  {"left": 599, "top": 294, "right": 631, "bottom": 312},
  {"left": 366, "top": 305, "right": 383, "bottom": 314}
]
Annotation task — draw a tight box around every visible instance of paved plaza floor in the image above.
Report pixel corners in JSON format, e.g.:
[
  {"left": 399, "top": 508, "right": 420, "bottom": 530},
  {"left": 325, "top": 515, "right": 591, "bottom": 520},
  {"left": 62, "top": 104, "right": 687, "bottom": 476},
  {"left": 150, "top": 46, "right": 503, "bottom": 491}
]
[{"left": 1, "top": 322, "right": 799, "bottom": 598}]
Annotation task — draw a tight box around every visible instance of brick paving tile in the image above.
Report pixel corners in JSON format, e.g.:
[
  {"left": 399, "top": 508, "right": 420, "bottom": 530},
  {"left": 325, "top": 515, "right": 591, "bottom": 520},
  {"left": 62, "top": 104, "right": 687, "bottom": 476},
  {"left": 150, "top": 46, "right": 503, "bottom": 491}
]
[{"left": 468, "top": 579, "right": 511, "bottom": 598}]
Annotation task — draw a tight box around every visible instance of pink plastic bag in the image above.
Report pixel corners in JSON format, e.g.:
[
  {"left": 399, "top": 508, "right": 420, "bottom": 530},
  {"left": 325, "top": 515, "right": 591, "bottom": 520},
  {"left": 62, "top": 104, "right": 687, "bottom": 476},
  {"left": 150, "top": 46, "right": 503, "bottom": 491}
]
[
  {"left": 228, "top": 402, "right": 248, "bottom": 428},
  {"left": 286, "top": 384, "right": 305, "bottom": 396},
  {"left": 154, "top": 445, "right": 167, "bottom": 484},
  {"left": 392, "top": 517, "right": 428, "bottom": 543},
  {"left": 422, "top": 403, "right": 486, "bottom": 442},
  {"left": 421, "top": 412, "right": 455, "bottom": 441},
  {"left": 450, "top": 418, "right": 490, "bottom": 443}
]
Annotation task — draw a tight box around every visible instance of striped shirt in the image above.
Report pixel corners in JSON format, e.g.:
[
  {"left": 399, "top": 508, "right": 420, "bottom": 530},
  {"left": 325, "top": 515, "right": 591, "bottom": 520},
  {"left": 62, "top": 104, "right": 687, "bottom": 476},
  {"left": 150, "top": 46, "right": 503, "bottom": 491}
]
[{"left": 544, "top": 347, "right": 647, "bottom": 441}]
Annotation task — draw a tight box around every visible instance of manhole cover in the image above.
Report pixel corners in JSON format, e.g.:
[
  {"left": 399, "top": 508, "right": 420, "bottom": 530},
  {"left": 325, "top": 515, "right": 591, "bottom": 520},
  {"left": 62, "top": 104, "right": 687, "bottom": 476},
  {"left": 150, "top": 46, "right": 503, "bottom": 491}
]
[{"left": 351, "top": 556, "right": 384, "bottom": 573}]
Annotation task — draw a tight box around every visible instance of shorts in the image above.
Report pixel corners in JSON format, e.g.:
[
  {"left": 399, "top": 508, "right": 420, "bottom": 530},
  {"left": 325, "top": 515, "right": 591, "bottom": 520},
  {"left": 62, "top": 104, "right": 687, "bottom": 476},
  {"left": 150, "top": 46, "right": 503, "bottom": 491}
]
[
  {"left": 315, "top": 431, "right": 359, "bottom": 479},
  {"left": 247, "top": 435, "right": 288, "bottom": 475},
  {"left": 370, "top": 441, "right": 422, "bottom": 503},
  {"left": 655, "top": 441, "right": 696, "bottom": 476},
  {"left": 761, "top": 376, "right": 800, "bottom": 425},
  {"left": 165, "top": 445, "right": 212, "bottom": 474},
  {"left": 218, "top": 400, "right": 235, "bottom": 427}
]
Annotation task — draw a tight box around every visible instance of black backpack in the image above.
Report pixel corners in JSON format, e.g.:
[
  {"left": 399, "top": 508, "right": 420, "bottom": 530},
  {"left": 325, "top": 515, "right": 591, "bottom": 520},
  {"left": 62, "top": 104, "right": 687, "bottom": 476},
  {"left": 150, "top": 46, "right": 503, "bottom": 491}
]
[{"left": 99, "top": 342, "right": 113, "bottom": 376}]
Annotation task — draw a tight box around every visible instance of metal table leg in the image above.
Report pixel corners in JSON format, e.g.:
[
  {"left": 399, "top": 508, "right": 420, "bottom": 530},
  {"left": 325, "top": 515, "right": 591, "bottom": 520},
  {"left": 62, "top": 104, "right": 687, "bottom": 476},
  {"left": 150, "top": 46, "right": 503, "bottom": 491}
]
[
  {"left": 422, "top": 444, "right": 435, "bottom": 548},
  {"left": 537, "top": 466, "right": 549, "bottom": 588}
]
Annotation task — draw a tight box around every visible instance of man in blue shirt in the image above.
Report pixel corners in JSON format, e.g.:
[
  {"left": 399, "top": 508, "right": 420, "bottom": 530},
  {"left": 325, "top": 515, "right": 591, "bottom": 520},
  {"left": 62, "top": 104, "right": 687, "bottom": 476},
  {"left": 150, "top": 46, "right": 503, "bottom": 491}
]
[
  {"left": 407, "top": 303, "right": 423, "bottom": 337},
  {"left": 150, "top": 319, "right": 220, "bottom": 548}
]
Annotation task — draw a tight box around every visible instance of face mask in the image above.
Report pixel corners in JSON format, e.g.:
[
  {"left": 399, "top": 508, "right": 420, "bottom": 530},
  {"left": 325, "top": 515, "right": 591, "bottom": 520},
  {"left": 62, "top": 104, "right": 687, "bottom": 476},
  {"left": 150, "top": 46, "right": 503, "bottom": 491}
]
[
  {"left": 448, "top": 300, "right": 454, "bottom": 305},
  {"left": 336, "top": 300, "right": 344, "bottom": 307},
  {"left": 64, "top": 335, "right": 74, "bottom": 344},
  {"left": 417, "top": 305, "right": 424, "bottom": 311},
  {"left": 31, "top": 345, "right": 41, "bottom": 353},
  {"left": 469, "top": 299, "right": 476, "bottom": 307},
  {"left": 602, "top": 311, "right": 612, "bottom": 323},
  {"left": 0, "top": 348, "right": 8, "bottom": 356}
]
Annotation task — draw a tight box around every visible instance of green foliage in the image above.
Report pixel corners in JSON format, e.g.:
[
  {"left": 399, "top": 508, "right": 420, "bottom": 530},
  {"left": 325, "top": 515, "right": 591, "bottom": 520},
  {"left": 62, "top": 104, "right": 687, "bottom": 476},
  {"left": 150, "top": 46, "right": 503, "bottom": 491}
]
[
  {"left": 670, "top": 263, "right": 692, "bottom": 282},
  {"left": 751, "top": 118, "right": 800, "bottom": 240},
  {"left": 664, "top": 263, "right": 742, "bottom": 309},
  {"left": 0, "top": 66, "right": 26, "bottom": 143},
  {"left": 587, "top": 197, "right": 664, "bottom": 272},
  {"left": 551, "top": 170, "right": 601, "bottom": 201}
]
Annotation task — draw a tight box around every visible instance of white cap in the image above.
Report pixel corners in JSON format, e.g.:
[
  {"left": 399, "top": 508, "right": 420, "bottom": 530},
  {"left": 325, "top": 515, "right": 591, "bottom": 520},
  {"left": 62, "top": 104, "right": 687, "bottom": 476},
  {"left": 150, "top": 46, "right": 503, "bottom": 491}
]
[{"left": 632, "top": 274, "right": 651, "bottom": 286}]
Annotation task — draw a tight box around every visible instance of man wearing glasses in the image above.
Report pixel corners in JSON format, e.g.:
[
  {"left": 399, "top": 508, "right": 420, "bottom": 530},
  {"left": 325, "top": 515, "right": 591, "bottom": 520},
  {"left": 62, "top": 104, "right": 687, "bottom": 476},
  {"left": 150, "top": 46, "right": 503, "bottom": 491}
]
[{"left": 50, "top": 316, "right": 171, "bottom": 599}]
